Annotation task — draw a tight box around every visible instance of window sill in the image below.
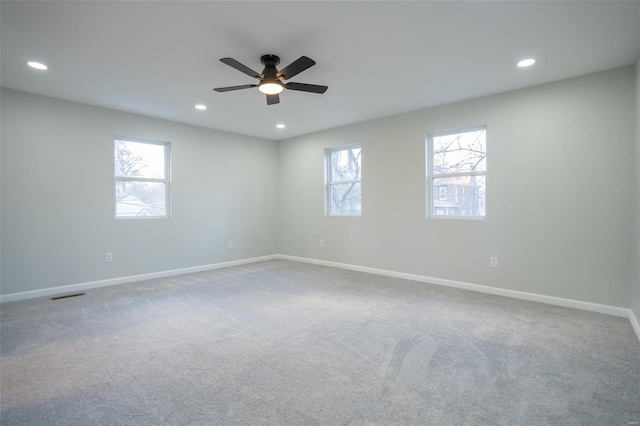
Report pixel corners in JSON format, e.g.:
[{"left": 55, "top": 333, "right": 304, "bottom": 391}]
[{"left": 115, "top": 215, "right": 171, "bottom": 220}]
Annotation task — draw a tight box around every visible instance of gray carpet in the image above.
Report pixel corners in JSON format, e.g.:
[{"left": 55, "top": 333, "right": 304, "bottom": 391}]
[{"left": 1, "top": 259, "right": 639, "bottom": 425}]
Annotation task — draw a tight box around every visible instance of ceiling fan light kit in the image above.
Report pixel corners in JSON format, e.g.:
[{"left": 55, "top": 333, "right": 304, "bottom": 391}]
[
  {"left": 258, "top": 83, "right": 283, "bottom": 95},
  {"left": 214, "top": 54, "right": 328, "bottom": 105}
]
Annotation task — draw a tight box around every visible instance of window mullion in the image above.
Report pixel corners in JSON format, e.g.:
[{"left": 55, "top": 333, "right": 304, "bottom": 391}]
[
  {"left": 432, "top": 171, "right": 486, "bottom": 179},
  {"left": 329, "top": 179, "right": 361, "bottom": 185}
]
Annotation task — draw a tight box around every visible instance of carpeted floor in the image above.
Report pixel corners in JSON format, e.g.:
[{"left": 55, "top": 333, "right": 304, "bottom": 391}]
[{"left": 1, "top": 259, "right": 639, "bottom": 425}]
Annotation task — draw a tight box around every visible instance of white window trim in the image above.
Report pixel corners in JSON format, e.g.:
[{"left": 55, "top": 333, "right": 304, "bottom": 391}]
[
  {"left": 426, "top": 125, "right": 487, "bottom": 219},
  {"left": 325, "top": 144, "right": 362, "bottom": 216},
  {"left": 114, "top": 135, "right": 172, "bottom": 219}
]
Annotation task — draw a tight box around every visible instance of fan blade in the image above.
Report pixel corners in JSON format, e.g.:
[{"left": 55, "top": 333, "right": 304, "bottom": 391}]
[
  {"left": 214, "top": 84, "right": 258, "bottom": 92},
  {"left": 266, "top": 94, "right": 280, "bottom": 105},
  {"left": 284, "top": 82, "right": 328, "bottom": 94},
  {"left": 220, "top": 58, "right": 262, "bottom": 79},
  {"left": 276, "top": 56, "right": 316, "bottom": 80}
]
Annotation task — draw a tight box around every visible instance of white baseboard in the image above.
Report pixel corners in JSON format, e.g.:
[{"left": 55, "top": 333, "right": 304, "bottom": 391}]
[
  {"left": 0, "top": 255, "right": 278, "bottom": 303},
  {"left": 630, "top": 310, "right": 640, "bottom": 342},
  {"left": 2, "top": 252, "right": 639, "bottom": 343},
  {"left": 278, "top": 254, "right": 633, "bottom": 319},
  {"left": 280, "top": 254, "right": 640, "bottom": 341}
]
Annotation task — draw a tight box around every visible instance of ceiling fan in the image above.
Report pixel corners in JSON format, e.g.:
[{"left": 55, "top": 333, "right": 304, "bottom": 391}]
[{"left": 214, "top": 55, "right": 328, "bottom": 105}]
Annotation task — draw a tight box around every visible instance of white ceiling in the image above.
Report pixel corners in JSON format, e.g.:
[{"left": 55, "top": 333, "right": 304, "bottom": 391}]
[{"left": 2, "top": 1, "right": 639, "bottom": 141}]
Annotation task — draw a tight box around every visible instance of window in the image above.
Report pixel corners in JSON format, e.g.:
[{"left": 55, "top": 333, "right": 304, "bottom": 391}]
[
  {"left": 427, "top": 126, "right": 486, "bottom": 218},
  {"left": 114, "top": 137, "right": 170, "bottom": 218},
  {"left": 326, "top": 145, "right": 361, "bottom": 215}
]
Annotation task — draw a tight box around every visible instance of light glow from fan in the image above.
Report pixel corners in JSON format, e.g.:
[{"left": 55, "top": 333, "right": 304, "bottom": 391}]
[{"left": 259, "top": 82, "right": 283, "bottom": 95}]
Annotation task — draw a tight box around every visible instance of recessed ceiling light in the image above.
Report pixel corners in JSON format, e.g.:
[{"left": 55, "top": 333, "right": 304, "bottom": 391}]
[
  {"left": 195, "top": 104, "right": 207, "bottom": 110},
  {"left": 27, "top": 61, "right": 48, "bottom": 70},
  {"left": 276, "top": 124, "right": 285, "bottom": 129},
  {"left": 517, "top": 58, "right": 536, "bottom": 68}
]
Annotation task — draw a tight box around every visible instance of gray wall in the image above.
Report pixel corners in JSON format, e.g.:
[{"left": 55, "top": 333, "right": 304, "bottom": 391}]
[
  {"left": 278, "top": 66, "right": 636, "bottom": 308},
  {"left": 1, "top": 88, "right": 279, "bottom": 295},
  {"left": 2, "top": 66, "right": 638, "bottom": 311},
  {"left": 633, "top": 57, "right": 640, "bottom": 319}
]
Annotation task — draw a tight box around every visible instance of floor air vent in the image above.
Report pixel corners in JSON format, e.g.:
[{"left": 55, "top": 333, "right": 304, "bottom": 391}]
[{"left": 50, "top": 292, "right": 86, "bottom": 301}]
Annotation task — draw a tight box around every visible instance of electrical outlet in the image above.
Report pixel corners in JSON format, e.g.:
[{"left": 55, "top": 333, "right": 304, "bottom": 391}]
[
  {"left": 319, "top": 240, "right": 324, "bottom": 248},
  {"left": 105, "top": 252, "right": 113, "bottom": 263},
  {"left": 228, "top": 241, "right": 233, "bottom": 249},
  {"left": 490, "top": 257, "right": 498, "bottom": 268}
]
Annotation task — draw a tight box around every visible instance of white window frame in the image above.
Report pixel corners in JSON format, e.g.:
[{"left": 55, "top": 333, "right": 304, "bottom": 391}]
[
  {"left": 114, "top": 136, "right": 171, "bottom": 219},
  {"left": 426, "top": 125, "right": 486, "bottom": 219},
  {"left": 325, "top": 144, "right": 362, "bottom": 216}
]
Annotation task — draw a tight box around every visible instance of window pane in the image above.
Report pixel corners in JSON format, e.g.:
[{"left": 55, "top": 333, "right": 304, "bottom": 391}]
[
  {"left": 331, "top": 148, "right": 361, "bottom": 182},
  {"left": 116, "top": 181, "right": 166, "bottom": 217},
  {"left": 432, "top": 175, "right": 485, "bottom": 217},
  {"left": 433, "top": 129, "right": 486, "bottom": 174},
  {"left": 330, "top": 182, "right": 361, "bottom": 215},
  {"left": 115, "top": 140, "right": 165, "bottom": 179}
]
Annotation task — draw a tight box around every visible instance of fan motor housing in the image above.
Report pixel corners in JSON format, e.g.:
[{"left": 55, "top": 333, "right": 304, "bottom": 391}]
[
  {"left": 260, "top": 55, "right": 280, "bottom": 67},
  {"left": 260, "top": 55, "right": 281, "bottom": 81}
]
